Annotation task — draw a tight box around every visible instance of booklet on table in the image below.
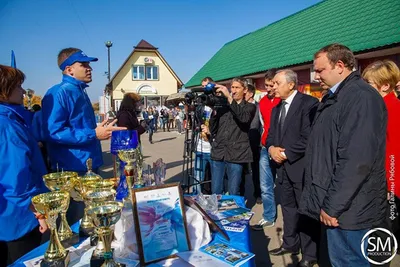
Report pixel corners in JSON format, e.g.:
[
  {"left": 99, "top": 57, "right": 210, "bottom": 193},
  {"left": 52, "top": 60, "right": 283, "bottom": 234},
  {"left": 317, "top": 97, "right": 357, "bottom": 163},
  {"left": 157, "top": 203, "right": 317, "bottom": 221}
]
[{"left": 199, "top": 242, "right": 254, "bottom": 266}]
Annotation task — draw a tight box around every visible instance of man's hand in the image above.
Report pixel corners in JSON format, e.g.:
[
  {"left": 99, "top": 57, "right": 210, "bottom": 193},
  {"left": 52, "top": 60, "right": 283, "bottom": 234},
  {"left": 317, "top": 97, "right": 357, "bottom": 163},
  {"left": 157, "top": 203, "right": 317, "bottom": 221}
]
[
  {"left": 96, "top": 119, "right": 127, "bottom": 140},
  {"left": 320, "top": 209, "right": 339, "bottom": 227},
  {"left": 268, "top": 146, "right": 286, "bottom": 163},
  {"left": 215, "top": 84, "right": 233, "bottom": 104}
]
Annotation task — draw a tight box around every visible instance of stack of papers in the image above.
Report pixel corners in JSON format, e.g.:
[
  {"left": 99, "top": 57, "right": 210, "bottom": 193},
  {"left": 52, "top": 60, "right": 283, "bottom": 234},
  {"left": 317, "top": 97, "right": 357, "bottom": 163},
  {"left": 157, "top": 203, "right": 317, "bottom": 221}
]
[
  {"left": 207, "top": 198, "right": 254, "bottom": 232},
  {"left": 178, "top": 243, "right": 254, "bottom": 267}
]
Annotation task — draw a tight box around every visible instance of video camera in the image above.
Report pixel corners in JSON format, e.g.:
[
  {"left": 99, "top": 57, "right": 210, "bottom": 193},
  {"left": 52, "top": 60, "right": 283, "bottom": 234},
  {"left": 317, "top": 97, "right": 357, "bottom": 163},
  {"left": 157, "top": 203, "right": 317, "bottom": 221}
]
[{"left": 203, "top": 83, "right": 229, "bottom": 108}]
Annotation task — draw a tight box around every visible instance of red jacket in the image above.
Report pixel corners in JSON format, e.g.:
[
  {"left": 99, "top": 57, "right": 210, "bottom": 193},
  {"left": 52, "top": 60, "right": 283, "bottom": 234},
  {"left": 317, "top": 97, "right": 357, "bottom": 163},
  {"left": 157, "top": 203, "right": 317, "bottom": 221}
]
[
  {"left": 384, "top": 92, "right": 400, "bottom": 197},
  {"left": 259, "top": 96, "right": 280, "bottom": 146}
]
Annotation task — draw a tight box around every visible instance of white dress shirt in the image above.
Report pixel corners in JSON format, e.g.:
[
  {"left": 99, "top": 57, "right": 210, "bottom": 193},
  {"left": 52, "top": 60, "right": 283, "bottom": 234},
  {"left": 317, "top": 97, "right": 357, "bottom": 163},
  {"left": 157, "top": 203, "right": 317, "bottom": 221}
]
[
  {"left": 280, "top": 90, "right": 297, "bottom": 119},
  {"left": 279, "top": 90, "right": 297, "bottom": 158}
]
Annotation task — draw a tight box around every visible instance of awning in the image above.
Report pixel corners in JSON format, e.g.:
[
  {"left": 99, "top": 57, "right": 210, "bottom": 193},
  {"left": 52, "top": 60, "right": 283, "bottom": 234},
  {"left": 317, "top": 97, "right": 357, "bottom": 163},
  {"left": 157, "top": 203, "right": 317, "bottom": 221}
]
[{"left": 165, "top": 92, "right": 186, "bottom": 102}]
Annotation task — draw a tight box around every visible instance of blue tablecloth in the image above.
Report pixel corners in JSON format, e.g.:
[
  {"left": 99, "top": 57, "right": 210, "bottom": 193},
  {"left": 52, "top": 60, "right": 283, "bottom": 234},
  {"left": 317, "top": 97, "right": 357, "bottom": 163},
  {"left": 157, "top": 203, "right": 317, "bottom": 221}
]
[
  {"left": 210, "top": 195, "right": 255, "bottom": 267},
  {"left": 12, "top": 195, "right": 254, "bottom": 267}
]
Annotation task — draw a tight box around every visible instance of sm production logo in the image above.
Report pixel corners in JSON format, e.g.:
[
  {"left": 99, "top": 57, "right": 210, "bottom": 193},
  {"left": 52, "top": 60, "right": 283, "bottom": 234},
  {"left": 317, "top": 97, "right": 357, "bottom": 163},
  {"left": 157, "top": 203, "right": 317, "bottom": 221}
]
[{"left": 361, "top": 228, "right": 398, "bottom": 265}]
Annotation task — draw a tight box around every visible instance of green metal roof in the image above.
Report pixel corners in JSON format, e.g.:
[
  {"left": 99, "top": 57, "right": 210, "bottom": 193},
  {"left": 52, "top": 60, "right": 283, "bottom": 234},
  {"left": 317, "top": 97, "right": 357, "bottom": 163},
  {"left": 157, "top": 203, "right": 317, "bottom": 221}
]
[{"left": 185, "top": 0, "right": 400, "bottom": 87}]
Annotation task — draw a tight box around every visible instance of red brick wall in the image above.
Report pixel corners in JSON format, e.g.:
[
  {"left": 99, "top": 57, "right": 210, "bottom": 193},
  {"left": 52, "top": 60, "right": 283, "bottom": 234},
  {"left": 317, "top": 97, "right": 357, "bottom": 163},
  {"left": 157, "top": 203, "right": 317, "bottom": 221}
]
[
  {"left": 254, "top": 77, "right": 265, "bottom": 91},
  {"left": 358, "top": 54, "right": 400, "bottom": 72}
]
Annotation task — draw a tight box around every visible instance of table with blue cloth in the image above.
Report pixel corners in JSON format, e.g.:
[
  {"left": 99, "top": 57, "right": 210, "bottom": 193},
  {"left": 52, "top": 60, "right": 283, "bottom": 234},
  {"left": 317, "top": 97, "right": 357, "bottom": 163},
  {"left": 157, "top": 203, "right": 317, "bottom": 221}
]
[{"left": 12, "top": 195, "right": 254, "bottom": 267}]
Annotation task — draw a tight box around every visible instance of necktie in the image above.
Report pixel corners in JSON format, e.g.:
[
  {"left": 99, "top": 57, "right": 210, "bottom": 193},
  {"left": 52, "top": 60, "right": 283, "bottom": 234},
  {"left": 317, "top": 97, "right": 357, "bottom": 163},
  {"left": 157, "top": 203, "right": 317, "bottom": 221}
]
[{"left": 278, "top": 100, "right": 287, "bottom": 138}]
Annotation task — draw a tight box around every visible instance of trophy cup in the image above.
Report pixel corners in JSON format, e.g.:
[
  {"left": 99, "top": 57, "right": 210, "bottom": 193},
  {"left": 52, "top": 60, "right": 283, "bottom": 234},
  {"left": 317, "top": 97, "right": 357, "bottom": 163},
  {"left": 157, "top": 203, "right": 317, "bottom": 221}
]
[
  {"left": 117, "top": 149, "right": 138, "bottom": 200},
  {"left": 42, "top": 171, "right": 80, "bottom": 247},
  {"left": 32, "top": 191, "right": 71, "bottom": 266},
  {"left": 87, "top": 201, "right": 125, "bottom": 267},
  {"left": 110, "top": 130, "right": 140, "bottom": 201},
  {"left": 73, "top": 158, "right": 103, "bottom": 237},
  {"left": 84, "top": 188, "right": 116, "bottom": 262}
]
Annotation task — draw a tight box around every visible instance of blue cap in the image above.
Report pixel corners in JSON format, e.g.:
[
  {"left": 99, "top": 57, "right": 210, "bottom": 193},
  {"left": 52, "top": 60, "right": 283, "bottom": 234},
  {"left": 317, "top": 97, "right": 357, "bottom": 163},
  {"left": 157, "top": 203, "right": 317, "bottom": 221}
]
[{"left": 59, "top": 50, "right": 98, "bottom": 71}]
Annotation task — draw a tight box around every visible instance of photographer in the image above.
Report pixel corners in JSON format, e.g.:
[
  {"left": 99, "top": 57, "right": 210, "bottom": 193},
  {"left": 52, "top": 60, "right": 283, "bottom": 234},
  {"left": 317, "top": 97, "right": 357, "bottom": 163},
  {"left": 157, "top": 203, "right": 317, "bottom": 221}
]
[{"left": 202, "top": 77, "right": 256, "bottom": 195}]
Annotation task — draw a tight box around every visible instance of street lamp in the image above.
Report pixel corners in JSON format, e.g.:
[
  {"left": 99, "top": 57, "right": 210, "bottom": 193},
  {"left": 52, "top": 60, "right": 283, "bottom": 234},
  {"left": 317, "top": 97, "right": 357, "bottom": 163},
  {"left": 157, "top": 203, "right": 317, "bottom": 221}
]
[
  {"left": 105, "top": 41, "right": 113, "bottom": 114},
  {"left": 26, "top": 89, "right": 35, "bottom": 110},
  {"left": 105, "top": 41, "right": 112, "bottom": 83}
]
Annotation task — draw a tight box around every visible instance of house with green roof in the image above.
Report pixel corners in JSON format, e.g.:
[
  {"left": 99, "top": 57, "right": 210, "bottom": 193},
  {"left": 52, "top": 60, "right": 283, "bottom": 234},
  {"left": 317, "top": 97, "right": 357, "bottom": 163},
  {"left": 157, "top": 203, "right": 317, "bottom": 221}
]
[{"left": 185, "top": 0, "right": 400, "bottom": 99}]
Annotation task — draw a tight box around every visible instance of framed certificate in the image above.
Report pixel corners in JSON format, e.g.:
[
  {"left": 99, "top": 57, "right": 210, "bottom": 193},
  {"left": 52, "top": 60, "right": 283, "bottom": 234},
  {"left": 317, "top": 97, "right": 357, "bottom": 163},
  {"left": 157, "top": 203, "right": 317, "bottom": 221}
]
[{"left": 131, "top": 183, "right": 191, "bottom": 265}]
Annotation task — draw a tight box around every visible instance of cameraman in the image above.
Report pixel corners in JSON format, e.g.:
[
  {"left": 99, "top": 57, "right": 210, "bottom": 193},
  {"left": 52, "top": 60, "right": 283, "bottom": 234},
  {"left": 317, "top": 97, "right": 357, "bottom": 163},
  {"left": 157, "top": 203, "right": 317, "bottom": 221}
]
[{"left": 202, "top": 77, "right": 256, "bottom": 195}]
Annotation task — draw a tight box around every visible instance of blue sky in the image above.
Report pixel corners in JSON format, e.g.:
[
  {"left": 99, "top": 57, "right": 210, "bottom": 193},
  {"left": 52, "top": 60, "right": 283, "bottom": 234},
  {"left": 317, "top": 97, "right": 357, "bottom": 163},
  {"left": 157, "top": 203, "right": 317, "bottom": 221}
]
[{"left": 0, "top": 0, "right": 321, "bottom": 101}]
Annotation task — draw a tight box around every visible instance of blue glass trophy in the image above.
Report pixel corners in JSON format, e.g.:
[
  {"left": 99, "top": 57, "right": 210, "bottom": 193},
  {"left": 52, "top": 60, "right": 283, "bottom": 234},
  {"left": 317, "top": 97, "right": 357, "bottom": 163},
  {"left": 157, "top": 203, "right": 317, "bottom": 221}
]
[{"left": 110, "top": 130, "right": 140, "bottom": 201}]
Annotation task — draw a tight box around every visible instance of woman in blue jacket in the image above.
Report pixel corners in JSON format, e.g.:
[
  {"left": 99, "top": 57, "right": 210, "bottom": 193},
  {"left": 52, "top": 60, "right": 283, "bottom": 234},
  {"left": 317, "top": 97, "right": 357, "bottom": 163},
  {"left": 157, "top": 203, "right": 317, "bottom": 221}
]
[{"left": 0, "top": 65, "right": 48, "bottom": 265}]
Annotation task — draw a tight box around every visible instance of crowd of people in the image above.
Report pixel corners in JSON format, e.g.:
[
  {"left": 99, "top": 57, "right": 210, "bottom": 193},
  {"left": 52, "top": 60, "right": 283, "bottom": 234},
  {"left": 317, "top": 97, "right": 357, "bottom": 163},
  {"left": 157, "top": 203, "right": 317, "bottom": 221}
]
[
  {"left": 0, "top": 48, "right": 127, "bottom": 265},
  {"left": 0, "top": 42, "right": 399, "bottom": 266},
  {"left": 193, "top": 43, "right": 400, "bottom": 267}
]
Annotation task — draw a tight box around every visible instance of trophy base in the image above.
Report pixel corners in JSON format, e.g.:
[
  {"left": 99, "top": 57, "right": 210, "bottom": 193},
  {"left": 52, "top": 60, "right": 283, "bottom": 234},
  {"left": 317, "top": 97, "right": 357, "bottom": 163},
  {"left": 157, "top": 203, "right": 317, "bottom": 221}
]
[
  {"left": 60, "top": 232, "right": 80, "bottom": 248},
  {"left": 90, "top": 249, "right": 126, "bottom": 267},
  {"left": 79, "top": 226, "right": 94, "bottom": 237},
  {"left": 41, "top": 250, "right": 70, "bottom": 267}
]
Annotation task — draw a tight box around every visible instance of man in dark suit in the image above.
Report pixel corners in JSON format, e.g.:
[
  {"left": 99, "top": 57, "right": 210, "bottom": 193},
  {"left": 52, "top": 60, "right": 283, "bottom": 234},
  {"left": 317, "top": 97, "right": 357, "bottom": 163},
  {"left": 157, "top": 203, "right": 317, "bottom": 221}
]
[{"left": 267, "top": 69, "right": 319, "bottom": 267}]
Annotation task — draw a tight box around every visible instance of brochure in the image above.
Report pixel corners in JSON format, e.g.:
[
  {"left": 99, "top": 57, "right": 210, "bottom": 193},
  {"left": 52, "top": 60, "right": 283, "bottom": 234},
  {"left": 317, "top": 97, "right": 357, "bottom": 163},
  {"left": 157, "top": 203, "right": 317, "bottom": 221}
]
[
  {"left": 218, "top": 198, "right": 239, "bottom": 211},
  {"left": 218, "top": 220, "right": 248, "bottom": 232},
  {"left": 209, "top": 207, "right": 254, "bottom": 221},
  {"left": 199, "top": 243, "right": 255, "bottom": 266},
  {"left": 177, "top": 250, "right": 231, "bottom": 267}
]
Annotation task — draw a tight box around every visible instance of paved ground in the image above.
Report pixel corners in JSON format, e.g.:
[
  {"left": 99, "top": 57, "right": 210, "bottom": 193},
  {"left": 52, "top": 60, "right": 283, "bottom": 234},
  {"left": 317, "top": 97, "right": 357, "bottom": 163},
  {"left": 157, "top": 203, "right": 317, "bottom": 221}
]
[{"left": 99, "top": 129, "right": 399, "bottom": 267}]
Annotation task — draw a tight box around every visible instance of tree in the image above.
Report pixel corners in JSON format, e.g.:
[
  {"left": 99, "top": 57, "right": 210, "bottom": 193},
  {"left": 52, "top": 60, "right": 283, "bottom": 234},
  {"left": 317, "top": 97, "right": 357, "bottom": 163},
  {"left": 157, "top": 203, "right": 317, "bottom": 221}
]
[{"left": 23, "top": 95, "right": 42, "bottom": 108}]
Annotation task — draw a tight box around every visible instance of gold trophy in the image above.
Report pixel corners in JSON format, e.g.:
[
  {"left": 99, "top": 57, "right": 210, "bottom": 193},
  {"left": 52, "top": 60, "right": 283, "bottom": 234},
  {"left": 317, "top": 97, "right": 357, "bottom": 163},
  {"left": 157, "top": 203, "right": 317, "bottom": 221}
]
[
  {"left": 73, "top": 158, "right": 103, "bottom": 237},
  {"left": 87, "top": 201, "right": 125, "bottom": 267},
  {"left": 84, "top": 188, "right": 116, "bottom": 262},
  {"left": 42, "top": 171, "right": 80, "bottom": 247},
  {"left": 32, "top": 191, "right": 71, "bottom": 266},
  {"left": 118, "top": 149, "right": 144, "bottom": 202}
]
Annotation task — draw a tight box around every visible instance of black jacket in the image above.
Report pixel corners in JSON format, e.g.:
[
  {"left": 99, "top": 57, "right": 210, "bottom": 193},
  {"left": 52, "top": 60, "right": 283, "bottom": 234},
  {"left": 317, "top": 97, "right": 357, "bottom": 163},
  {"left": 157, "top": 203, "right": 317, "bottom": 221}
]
[
  {"left": 266, "top": 92, "right": 318, "bottom": 183},
  {"left": 210, "top": 100, "right": 256, "bottom": 163},
  {"left": 298, "top": 72, "right": 388, "bottom": 230},
  {"left": 117, "top": 110, "right": 146, "bottom": 142}
]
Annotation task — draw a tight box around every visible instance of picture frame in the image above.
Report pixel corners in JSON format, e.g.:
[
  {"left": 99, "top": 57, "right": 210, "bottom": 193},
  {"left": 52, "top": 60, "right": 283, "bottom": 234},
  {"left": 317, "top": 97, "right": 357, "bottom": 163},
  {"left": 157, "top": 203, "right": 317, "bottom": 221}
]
[
  {"left": 131, "top": 182, "right": 191, "bottom": 265},
  {"left": 184, "top": 196, "right": 230, "bottom": 241}
]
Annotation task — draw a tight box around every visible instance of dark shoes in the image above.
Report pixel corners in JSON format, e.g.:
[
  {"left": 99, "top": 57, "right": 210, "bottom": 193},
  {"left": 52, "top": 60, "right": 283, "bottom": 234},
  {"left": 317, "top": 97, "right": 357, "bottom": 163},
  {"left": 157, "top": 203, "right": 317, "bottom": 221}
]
[
  {"left": 297, "top": 259, "right": 317, "bottom": 267},
  {"left": 269, "top": 246, "right": 299, "bottom": 256}
]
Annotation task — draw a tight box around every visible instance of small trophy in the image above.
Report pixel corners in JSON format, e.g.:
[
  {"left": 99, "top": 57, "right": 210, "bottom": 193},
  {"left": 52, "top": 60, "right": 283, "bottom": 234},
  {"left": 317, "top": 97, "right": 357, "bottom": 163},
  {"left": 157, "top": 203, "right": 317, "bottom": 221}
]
[
  {"left": 117, "top": 149, "right": 138, "bottom": 197},
  {"left": 110, "top": 130, "right": 141, "bottom": 201},
  {"left": 32, "top": 191, "right": 71, "bottom": 266},
  {"left": 42, "top": 171, "right": 79, "bottom": 247},
  {"left": 153, "top": 158, "right": 167, "bottom": 185},
  {"left": 73, "top": 158, "right": 103, "bottom": 237},
  {"left": 84, "top": 188, "right": 116, "bottom": 264},
  {"left": 87, "top": 201, "right": 125, "bottom": 267}
]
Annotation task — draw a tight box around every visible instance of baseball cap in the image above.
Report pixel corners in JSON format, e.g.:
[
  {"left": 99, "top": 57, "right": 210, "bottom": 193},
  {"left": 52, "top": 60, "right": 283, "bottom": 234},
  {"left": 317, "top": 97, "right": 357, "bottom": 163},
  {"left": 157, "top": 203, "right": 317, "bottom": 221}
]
[{"left": 59, "top": 50, "right": 98, "bottom": 71}]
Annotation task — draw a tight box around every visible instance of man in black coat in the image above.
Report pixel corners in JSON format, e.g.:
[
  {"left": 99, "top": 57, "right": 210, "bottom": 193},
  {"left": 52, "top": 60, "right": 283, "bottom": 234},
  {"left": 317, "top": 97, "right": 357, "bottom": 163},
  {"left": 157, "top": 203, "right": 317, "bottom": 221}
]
[
  {"left": 266, "top": 69, "right": 319, "bottom": 267},
  {"left": 298, "top": 43, "right": 388, "bottom": 266},
  {"left": 206, "top": 78, "right": 256, "bottom": 196}
]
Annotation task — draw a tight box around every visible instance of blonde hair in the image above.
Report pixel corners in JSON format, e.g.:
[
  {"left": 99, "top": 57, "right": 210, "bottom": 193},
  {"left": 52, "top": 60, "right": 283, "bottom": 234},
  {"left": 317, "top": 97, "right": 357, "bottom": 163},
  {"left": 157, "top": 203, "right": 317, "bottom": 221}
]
[{"left": 362, "top": 60, "right": 400, "bottom": 90}]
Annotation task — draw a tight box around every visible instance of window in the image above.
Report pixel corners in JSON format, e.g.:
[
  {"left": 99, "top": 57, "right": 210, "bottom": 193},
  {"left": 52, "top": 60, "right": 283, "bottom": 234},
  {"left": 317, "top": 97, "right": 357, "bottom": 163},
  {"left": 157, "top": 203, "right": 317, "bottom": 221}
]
[
  {"left": 133, "top": 65, "right": 159, "bottom": 80},
  {"left": 114, "top": 100, "right": 122, "bottom": 111},
  {"left": 133, "top": 65, "right": 145, "bottom": 80},
  {"left": 146, "top": 66, "right": 158, "bottom": 80}
]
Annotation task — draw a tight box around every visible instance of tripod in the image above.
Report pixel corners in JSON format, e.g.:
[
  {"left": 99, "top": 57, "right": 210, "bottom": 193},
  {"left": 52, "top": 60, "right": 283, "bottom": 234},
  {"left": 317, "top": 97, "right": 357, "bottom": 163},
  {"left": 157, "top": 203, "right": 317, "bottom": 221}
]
[{"left": 180, "top": 105, "right": 212, "bottom": 194}]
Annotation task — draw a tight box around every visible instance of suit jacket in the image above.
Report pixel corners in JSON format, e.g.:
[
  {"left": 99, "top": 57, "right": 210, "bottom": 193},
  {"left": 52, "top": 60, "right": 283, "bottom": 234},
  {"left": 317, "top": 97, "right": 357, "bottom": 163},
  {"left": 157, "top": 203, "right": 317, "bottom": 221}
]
[
  {"left": 249, "top": 102, "right": 261, "bottom": 151},
  {"left": 266, "top": 91, "right": 318, "bottom": 183}
]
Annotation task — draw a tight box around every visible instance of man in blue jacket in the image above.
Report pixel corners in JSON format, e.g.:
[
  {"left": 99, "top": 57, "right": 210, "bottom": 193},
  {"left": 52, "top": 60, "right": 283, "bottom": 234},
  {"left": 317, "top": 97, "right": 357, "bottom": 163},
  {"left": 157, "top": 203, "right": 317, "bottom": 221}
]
[
  {"left": 41, "top": 48, "right": 125, "bottom": 223},
  {"left": 42, "top": 48, "right": 125, "bottom": 173}
]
